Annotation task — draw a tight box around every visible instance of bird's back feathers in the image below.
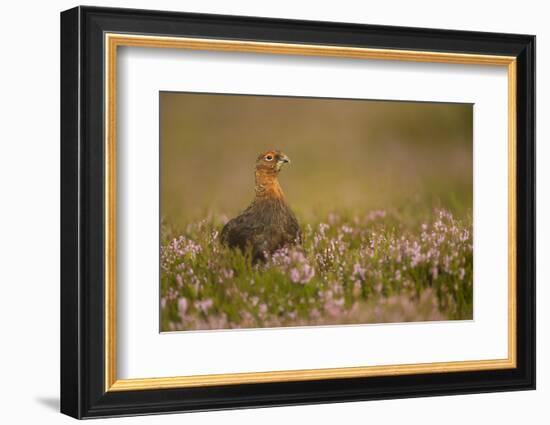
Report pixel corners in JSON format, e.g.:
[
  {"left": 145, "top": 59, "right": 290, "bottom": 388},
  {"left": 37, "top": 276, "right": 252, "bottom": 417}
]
[{"left": 220, "top": 197, "right": 301, "bottom": 261}]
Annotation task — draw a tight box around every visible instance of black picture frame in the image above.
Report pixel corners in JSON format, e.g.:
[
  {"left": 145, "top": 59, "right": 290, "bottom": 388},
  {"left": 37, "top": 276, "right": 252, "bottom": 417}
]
[{"left": 61, "top": 5, "right": 535, "bottom": 419}]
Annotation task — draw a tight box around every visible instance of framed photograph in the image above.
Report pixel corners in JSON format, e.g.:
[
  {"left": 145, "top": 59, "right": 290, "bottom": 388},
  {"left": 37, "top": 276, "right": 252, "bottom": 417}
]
[{"left": 60, "top": 6, "right": 535, "bottom": 419}]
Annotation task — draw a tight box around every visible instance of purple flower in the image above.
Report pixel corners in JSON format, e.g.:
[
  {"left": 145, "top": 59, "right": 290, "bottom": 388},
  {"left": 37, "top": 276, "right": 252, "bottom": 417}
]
[
  {"left": 290, "top": 268, "right": 300, "bottom": 283},
  {"left": 269, "top": 247, "right": 316, "bottom": 284},
  {"left": 195, "top": 298, "right": 213, "bottom": 314},
  {"left": 352, "top": 262, "right": 366, "bottom": 280},
  {"left": 221, "top": 268, "right": 234, "bottom": 279},
  {"left": 178, "top": 298, "right": 188, "bottom": 319}
]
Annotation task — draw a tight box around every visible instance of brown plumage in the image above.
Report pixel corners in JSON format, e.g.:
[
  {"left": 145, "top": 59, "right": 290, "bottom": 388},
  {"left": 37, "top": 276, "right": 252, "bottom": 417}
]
[{"left": 220, "top": 150, "right": 301, "bottom": 261}]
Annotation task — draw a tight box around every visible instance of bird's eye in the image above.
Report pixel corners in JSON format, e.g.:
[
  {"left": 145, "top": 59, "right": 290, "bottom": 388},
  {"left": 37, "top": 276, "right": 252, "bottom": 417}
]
[{"left": 265, "top": 155, "right": 273, "bottom": 161}]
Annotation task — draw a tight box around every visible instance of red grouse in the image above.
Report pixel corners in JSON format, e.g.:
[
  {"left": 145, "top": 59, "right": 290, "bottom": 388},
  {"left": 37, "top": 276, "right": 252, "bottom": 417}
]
[{"left": 221, "top": 150, "right": 301, "bottom": 261}]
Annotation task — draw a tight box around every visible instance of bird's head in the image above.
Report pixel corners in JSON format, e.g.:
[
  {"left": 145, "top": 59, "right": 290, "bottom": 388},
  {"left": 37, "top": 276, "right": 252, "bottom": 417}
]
[
  {"left": 255, "top": 150, "right": 291, "bottom": 175},
  {"left": 254, "top": 150, "right": 291, "bottom": 199}
]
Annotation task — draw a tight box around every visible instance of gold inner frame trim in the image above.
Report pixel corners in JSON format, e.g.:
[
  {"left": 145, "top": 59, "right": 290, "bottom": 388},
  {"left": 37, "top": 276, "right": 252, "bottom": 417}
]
[{"left": 104, "top": 33, "right": 518, "bottom": 392}]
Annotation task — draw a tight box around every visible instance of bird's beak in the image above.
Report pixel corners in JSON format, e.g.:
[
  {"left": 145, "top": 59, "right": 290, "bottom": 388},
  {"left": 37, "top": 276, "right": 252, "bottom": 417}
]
[{"left": 277, "top": 154, "right": 291, "bottom": 165}]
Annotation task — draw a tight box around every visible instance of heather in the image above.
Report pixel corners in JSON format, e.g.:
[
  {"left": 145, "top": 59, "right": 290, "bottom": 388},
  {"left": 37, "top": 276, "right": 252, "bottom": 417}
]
[{"left": 160, "top": 208, "right": 473, "bottom": 331}]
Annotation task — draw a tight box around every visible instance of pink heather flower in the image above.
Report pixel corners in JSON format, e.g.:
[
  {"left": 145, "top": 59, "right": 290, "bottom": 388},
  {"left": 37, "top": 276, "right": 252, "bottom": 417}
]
[
  {"left": 395, "top": 270, "right": 401, "bottom": 281},
  {"left": 289, "top": 268, "right": 300, "bottom": 283},
  {"left": 352, "top": 262, "right": 366, "bottom": 280},
  {"left": 195, "top": 298, "right": 213, "bottom": 314},
  {"left": 176, "top": 274, "right": 183, "bottom": 287},
  {"left": 259, "top": 304, "right": 268, "bottom": 314},
  {"left": 166, "top": 288, "right": 175, "bottom": 300},
  {"left": 221, "top": 268, "right": 234, "bottom": 279},
  {"left": 341, "top": 224, "right": 353, "bottom": 234},
  {"left": 301, "top": 264, "right": 315, "bottom": 283},
  {"left": 318, "top": 223, "right": 329, "bottom": 235},
  {"left": 160, "top": 235, "right": 202, "bottom": 271},
  {"left": 366, "top": 210, "right": 386, "bottom": 222},
  {"left": 459, "top": 268, "right": 465, "bottom": 280},
  {"left": 430, "top": 266, "right": 439, "bottom": 280},
  {"left": 178, "top": 298, "right": 188, "bottom": 316},
  {"left": 270, "top": 247, "right": 315, "bottom": 284},
  {"left": 324, "top": 300, "right": 342, "bottom": 317}
]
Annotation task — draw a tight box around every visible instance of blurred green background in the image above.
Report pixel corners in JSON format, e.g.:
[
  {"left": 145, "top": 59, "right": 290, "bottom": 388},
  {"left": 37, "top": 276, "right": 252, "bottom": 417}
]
[{"left": 160, "top": 92, "right": 472, "bottom": 229}]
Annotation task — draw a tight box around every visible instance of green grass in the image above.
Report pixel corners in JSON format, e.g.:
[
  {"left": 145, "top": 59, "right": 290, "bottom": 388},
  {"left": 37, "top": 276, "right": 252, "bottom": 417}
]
[{"left": 160, "top": 207, "right": 473, "bottom": 331}]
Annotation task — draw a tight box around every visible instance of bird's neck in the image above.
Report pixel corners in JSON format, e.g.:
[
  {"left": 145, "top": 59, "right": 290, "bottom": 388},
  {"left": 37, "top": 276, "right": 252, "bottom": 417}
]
[{"left": 254, "top": 170, "right": 285, "bottom": 201}]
